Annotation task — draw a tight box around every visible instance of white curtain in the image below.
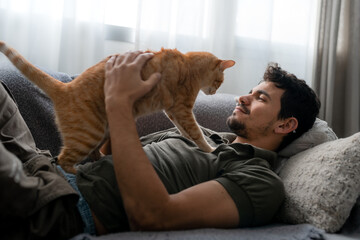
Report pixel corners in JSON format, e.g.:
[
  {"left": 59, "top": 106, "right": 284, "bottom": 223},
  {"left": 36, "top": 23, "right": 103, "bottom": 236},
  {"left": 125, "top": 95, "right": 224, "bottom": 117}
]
[
  {"left": 0, "top": 0, "right": 319, "bottom": 95},
  {"left": 0, "top": 0, "right": 106, "bottom": 74}
]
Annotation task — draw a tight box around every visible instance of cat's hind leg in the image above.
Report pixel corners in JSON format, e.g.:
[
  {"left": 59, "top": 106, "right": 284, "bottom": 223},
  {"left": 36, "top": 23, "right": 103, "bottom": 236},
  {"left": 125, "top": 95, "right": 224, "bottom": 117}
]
[
  {"left": 57, "top": 146, "right": 88, "bottom": 174},
  {"left": 57, "top": 119, "right": 108, "bottom": 173}
]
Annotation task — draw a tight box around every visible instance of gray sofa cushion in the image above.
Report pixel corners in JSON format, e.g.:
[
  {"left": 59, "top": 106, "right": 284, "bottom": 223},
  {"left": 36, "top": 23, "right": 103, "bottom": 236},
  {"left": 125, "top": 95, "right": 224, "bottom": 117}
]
[{"left": 70, "top": 224, "right": 324, "bottom": 240}]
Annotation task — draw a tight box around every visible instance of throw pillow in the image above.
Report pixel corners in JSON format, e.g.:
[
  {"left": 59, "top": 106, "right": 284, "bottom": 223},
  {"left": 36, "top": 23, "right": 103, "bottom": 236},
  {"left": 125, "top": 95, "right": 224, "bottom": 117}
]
[
  {"left": 278, "top": 118, "right": 337, "bottom": 158},
  {"left": 277, "top": 132, "right": 360, "bottom": 232}
]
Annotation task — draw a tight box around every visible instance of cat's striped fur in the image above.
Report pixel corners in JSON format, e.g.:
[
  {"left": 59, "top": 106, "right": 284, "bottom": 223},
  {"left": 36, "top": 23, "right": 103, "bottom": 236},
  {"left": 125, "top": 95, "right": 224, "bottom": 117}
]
[{"left": 0, "top": 41, "right": 235, "bottom": 173}]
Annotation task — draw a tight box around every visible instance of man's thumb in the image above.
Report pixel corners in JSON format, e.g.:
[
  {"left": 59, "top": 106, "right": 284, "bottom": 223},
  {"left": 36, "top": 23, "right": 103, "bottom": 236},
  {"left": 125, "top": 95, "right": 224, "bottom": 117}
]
[{"left": 145, "top": 72, "right": 161, "bottom": 90}]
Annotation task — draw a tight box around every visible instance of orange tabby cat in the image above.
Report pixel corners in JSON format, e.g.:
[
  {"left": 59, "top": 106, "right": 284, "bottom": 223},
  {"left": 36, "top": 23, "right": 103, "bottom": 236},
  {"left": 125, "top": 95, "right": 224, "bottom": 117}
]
[{"left": 0, "top": 41, "right": 235, "bottom": 174}]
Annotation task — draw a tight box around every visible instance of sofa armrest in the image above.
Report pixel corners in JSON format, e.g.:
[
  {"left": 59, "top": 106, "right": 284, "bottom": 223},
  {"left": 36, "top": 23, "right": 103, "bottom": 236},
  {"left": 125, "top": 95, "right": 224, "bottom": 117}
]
[{"left": 0, "top": 62, "right": 72, "bottom": 156}]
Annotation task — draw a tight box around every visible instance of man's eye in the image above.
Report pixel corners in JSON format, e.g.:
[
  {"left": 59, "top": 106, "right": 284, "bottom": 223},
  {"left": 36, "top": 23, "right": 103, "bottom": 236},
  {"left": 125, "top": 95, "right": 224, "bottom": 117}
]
[{"left": 258, "top": 96, "right": 266, "bottom": 101}]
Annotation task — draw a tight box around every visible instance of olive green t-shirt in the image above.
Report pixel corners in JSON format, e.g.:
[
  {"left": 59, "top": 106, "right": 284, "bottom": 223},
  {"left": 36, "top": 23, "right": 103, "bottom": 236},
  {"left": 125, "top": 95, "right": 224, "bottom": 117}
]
[{"left": 76, "top": 128, "right": 284, "bottom": 233}]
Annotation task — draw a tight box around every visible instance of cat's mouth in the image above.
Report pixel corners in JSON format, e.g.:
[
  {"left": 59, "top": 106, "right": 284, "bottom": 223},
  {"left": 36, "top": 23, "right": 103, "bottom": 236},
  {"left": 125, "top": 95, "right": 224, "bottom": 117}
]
[{"left": 201, "top": 87, "right": 217, "bottom": 95}]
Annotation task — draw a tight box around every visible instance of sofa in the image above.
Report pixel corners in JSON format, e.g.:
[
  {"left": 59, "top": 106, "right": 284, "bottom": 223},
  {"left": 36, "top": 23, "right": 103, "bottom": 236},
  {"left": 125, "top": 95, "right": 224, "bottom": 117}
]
[{"left": 1, "top": 61, "right": 360, "bottom": 240}]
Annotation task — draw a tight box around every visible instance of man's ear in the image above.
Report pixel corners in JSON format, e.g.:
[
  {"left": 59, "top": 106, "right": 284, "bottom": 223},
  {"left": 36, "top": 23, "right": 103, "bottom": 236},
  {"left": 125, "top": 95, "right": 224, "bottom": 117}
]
[{"left": 274, "top": 117, "right": 298, "bottom": 134}]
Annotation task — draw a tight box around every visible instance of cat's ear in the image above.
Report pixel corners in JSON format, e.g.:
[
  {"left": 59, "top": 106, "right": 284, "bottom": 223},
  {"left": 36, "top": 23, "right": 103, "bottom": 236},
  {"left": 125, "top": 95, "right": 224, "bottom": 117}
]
[{"left": 220, "top": 60, "right": 235, "bottom": 71}]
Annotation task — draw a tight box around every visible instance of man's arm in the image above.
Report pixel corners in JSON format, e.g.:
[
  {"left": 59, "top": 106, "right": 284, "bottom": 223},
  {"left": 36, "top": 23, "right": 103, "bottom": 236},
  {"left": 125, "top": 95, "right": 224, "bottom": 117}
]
[
  {"left": 0, "top": 142, "right": 38, "bottom": 216},
  {"left": 104, "top": 52, "right": 239, "bottom": 231}
]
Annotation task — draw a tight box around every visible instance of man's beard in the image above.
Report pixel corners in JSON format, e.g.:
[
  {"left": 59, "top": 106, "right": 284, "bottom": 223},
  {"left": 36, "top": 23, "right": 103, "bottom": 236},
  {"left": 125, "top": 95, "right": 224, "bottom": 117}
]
[{"left": 226, "top": 115, "right": 248, "bottom": 138}]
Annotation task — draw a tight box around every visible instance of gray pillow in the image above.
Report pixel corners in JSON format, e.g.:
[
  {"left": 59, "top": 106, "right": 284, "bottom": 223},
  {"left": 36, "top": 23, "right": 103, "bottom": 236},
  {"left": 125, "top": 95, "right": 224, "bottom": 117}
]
[
  {"left": 278, "top": 118, "right": 338, "bottom": 158},
  {"left": 277, "top": 132, "right": 360, "bottom": 233}
]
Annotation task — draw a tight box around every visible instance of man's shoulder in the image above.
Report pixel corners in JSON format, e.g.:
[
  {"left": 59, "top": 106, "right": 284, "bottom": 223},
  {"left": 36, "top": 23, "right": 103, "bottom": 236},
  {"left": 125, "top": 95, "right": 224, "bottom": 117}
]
[{"left": 214, "top": 141, "right": 277, "bottom": 171}]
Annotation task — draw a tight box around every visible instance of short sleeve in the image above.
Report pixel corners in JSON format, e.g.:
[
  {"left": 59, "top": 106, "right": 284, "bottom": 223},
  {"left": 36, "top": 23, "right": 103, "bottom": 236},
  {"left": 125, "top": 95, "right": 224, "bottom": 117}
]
[{"left": 216, "top": 158, "right": 285, "bottom": 227}]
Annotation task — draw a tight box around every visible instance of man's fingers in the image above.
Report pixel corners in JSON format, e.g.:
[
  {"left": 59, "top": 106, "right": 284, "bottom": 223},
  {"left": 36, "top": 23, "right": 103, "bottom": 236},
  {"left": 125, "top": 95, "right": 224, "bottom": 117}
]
[
  {"left": 124, "top": 50, "right": 142, "bottom": 63},
  {"left": 134, "top": 72, "right": 161, "bottom": 100},
  {"left": 145, "top": 72, "right": 161, "bottom": 90},
  {"left": 105, "top": 56, "right": 116, "bottom": 71},
  {"left": 115, "top": 54, "right": 126, "bottom": 66},
  {"left": 134, "top": 52, "right": 154, "bottom": 70},
  {"left": 106, "top": 51, "right": 151, "bottom": 72}
]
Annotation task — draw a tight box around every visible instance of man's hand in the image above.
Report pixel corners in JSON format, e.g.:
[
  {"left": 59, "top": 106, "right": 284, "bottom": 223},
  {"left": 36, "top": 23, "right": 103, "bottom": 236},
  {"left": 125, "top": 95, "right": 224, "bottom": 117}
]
[{"left": 104, "top": 51, "right": 161, "bottom": 111}]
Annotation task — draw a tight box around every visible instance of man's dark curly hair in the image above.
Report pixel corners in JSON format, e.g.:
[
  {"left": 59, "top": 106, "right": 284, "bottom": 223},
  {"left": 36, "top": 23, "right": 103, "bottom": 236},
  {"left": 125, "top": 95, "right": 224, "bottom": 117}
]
[{"left": 262, "top": 63, "right": 321, "bottom": 150}]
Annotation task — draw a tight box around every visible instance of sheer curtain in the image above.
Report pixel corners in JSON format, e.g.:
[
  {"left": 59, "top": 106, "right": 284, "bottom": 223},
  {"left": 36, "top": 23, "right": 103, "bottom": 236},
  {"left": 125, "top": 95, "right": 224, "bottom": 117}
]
[
  {"left": 313, "top": 0, "right": 360, "bottom": 137},
  {"left": 0, "top": 0, "right": 106, "bottom": 74},
  {"left": 0, "top": 0, "right": 319, "bottom": 95}
]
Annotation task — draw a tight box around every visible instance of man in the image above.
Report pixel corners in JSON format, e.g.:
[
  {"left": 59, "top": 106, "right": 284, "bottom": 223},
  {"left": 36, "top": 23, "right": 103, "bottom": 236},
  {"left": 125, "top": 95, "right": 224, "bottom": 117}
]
[{"left": 0, "top": 52, "right": 320, "bottom": 239}]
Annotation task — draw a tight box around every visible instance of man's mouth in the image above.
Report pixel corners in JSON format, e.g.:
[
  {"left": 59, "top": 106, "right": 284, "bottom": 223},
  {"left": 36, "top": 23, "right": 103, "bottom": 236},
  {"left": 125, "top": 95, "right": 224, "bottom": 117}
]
[{"left": 235, "top": 104, "right": 250, "bottom": 114}]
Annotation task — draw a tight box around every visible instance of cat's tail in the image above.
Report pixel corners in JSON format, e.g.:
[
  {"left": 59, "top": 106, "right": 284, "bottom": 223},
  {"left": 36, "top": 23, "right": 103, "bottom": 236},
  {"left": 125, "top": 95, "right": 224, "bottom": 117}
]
[{"left": 0, "top": 41, "right": 64, "bottom": 98}]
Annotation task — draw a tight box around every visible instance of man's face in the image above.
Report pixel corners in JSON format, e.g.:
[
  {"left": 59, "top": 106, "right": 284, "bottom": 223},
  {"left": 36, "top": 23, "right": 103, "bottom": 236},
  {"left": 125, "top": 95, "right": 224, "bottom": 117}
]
[{"left": 227, "top": 81, "right": 285, "bottom": 140}]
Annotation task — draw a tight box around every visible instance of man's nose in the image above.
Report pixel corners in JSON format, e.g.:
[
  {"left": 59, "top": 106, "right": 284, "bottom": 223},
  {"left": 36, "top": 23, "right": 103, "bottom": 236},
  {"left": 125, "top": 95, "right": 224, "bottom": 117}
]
[{"left": 238, "top": 95, "right": 251, "bottom": 105}]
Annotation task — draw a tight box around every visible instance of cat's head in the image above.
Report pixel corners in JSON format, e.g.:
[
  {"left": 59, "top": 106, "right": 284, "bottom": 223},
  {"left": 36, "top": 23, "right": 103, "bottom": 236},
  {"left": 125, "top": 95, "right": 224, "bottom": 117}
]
[
  {"left": 186, "top": 52, "right": 235, "bottom": 95},
  {"left": 202, "top": 58, "right": 235, "bottom": 95}
]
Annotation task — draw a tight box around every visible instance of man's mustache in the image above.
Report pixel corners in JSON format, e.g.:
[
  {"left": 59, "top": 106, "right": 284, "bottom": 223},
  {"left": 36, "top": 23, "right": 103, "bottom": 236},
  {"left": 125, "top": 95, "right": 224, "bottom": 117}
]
[{"left": 236, "top": 102, "right": 250, "bottom": 114}]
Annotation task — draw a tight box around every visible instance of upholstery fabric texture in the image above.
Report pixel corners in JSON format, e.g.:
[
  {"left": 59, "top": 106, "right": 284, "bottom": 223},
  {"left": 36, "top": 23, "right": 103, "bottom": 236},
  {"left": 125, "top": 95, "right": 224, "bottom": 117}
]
[{"left": 278, "top": 132, "right": 360, "bottom": 233}]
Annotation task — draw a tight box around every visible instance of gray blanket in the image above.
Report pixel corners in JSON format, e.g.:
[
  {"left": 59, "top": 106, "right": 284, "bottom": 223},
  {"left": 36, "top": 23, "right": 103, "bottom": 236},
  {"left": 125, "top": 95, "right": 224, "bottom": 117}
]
[{"left": 70, "top": 224, "right": 325, "bottom": 240}]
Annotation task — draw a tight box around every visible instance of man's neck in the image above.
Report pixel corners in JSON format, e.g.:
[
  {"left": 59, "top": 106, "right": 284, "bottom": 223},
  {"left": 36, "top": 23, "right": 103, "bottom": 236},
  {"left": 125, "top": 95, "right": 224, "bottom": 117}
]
[{"left": 232, "top": 136, "right": 280, "bottom": 152}]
